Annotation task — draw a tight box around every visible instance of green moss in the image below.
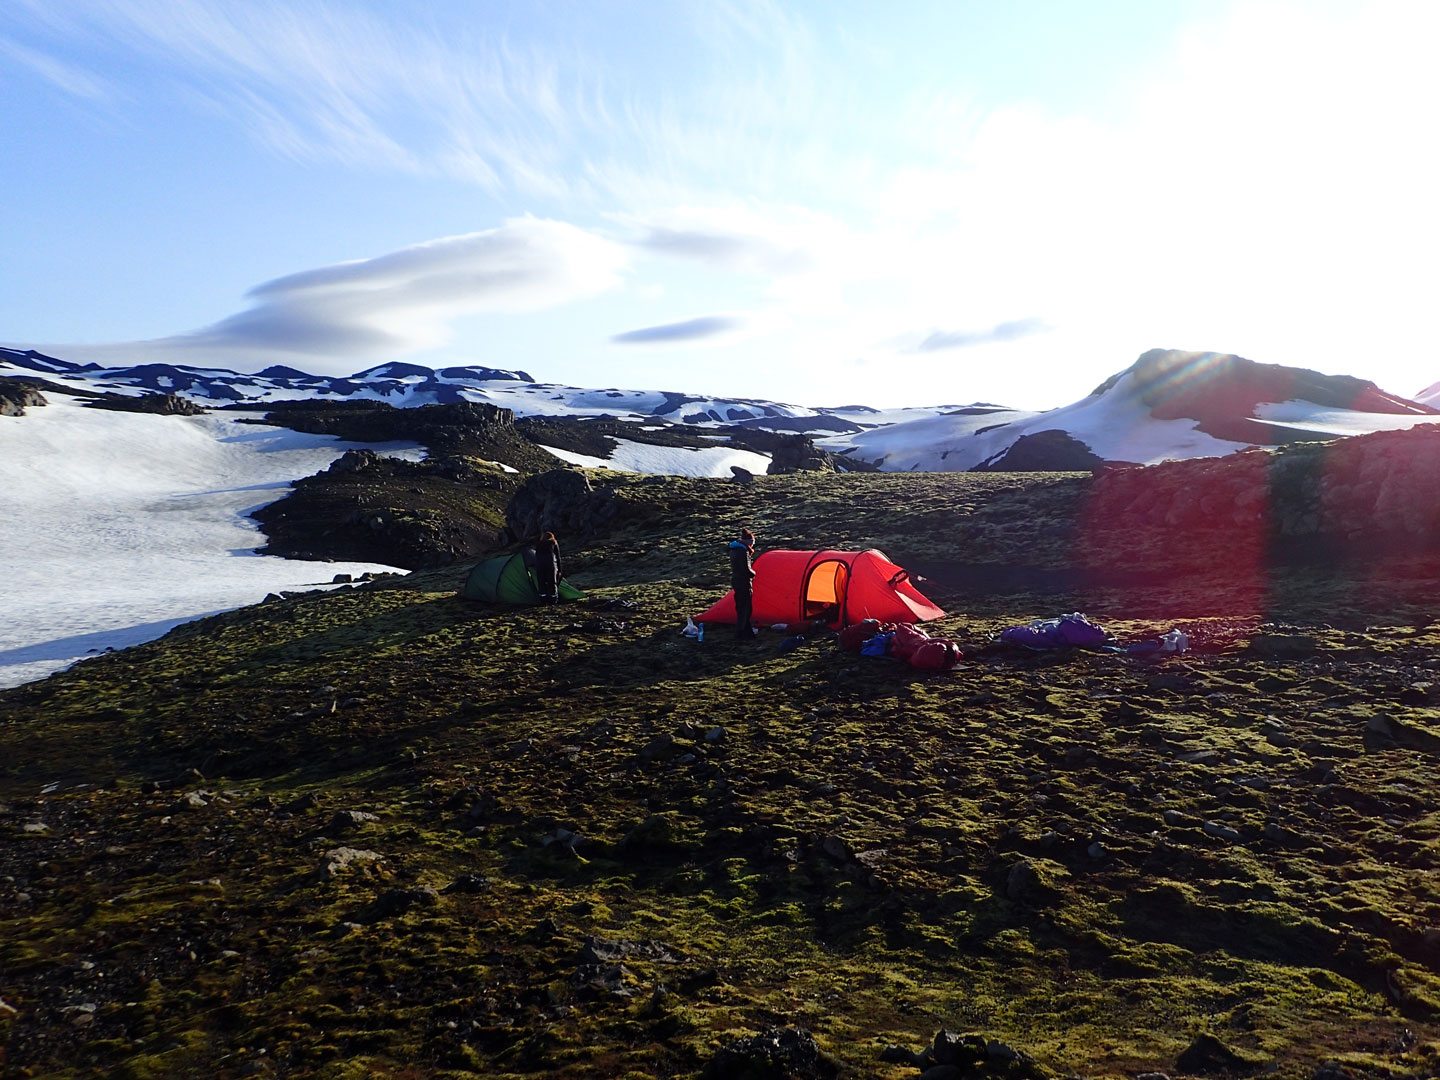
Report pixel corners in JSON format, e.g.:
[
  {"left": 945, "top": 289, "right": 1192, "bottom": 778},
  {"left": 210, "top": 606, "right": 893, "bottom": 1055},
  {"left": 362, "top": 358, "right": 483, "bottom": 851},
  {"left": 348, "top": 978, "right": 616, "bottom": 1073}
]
[{"left": 1, "top": 470, "right": 1438, "bottom": 1077}]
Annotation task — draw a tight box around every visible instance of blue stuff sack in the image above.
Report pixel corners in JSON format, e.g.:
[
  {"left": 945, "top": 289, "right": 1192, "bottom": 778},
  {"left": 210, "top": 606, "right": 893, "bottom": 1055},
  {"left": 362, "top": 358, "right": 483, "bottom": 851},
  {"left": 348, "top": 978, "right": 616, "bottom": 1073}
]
[{"left": 860, "top": 632, "right": 895, "bottom": 657}]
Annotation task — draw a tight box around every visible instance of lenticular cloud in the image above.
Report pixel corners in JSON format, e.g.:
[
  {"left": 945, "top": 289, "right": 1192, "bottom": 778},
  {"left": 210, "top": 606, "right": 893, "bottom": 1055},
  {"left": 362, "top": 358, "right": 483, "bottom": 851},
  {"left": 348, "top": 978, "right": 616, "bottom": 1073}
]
[{"left": 37, "top": 218, "right": 627, "bottom": 372}]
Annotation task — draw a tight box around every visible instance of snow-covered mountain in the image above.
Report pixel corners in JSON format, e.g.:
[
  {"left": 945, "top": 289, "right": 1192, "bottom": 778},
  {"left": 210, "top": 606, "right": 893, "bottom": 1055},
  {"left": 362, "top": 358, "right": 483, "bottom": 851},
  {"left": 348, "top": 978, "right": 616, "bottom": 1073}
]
[
  {"left": 4, "top": 345, "right": 1435, "bottom": 474},
  {"left": 1418, "top": 380, "right": 1440, "bottom": 408},
  {"left": 820, "top": 349, "right": 1440, "bottom": 471},
  {"left": 0, "top": 347, "right": 935, "bottom": 433}
]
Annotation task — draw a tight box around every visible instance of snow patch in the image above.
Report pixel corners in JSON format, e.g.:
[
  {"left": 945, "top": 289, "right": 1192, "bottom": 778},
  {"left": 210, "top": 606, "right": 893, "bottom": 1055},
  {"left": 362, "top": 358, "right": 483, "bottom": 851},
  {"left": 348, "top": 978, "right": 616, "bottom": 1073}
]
[
  {"left": 539, "top": 439, "right": 771, "bottom": 478},
  {"left": 0, "top": 398, "right": 409, "bottom": 688}
]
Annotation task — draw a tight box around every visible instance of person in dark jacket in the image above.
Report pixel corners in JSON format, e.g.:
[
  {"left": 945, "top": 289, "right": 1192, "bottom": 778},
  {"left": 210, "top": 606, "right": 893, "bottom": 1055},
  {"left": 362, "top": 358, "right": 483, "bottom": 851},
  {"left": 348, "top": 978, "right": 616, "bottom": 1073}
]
[
  {"left": 728, "top": 528, "right": 757, "bottom": 639},
  {"left": 535, "top": 532, "right": 562, "bottom": 603}
]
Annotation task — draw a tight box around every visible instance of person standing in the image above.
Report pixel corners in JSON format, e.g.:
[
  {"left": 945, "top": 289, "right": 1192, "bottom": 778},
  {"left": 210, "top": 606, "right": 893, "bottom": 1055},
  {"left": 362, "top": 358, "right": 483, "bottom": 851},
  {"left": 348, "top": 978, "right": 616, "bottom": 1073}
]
[
  {"left": 729, "top": 528, "right": 757, "bottom": 639},
  {"left": 535, "top": 532, "right": 562, "bottom": 604}
]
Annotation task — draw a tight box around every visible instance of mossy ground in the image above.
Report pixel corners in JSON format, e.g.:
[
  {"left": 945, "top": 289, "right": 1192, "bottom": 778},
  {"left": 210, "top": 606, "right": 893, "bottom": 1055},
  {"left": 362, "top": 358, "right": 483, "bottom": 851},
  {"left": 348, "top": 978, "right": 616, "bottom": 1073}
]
[{"left": 2, "top": 471, "right": 1438, "bottom": 1078}]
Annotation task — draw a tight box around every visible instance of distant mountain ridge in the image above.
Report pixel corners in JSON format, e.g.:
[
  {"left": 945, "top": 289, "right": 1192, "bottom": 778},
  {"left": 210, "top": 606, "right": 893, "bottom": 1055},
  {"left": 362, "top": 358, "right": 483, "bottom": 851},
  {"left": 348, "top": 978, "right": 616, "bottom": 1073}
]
[
  {"left": 3, "top": 345, "right": 1436, "bottom": 471},
  {"left": 0, "top": 346, "right": 951, "bottom": 434}
]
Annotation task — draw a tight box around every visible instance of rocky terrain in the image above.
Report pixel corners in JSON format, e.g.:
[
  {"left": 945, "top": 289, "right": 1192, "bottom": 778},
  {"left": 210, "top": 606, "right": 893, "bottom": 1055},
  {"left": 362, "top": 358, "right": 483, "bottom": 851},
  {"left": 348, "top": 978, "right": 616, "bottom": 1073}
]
[
  {"left": 246, "top": 402, "right": 849, "bottom": 568},
  {"left": 3, "top": 429, "right": 1439, "bottom": 1078}
]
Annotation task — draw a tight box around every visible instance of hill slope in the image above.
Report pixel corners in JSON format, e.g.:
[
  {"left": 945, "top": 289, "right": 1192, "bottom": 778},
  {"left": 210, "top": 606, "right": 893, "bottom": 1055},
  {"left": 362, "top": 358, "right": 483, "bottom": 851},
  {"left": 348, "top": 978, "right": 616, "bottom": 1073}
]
[{"left": 2, "top": 453, "right": 1439, "bottom": 1078}]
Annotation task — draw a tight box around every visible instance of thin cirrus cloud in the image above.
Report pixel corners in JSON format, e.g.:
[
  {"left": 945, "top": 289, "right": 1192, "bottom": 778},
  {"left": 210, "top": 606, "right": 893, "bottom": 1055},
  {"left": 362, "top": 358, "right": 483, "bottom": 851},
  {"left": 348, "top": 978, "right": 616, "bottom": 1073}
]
[
  {"left": 2, "top": 0, "right": 813, "bottom": 206},
  {"left": 45, "top": 219, "right": 627, "bottom": 371},
  {"left": 0, "top": 35, "right": 112, "bottom": 100},
  {"left": 916, "top": 318, "right": 1052, "bottom": 353},
  {"left": 611, "top": 316, "right": 741, "bottom": 346}
]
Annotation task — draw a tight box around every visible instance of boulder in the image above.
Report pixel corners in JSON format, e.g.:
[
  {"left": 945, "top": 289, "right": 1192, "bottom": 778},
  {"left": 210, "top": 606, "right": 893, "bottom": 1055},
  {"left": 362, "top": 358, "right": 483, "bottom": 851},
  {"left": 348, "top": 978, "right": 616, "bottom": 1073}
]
[
  {"left": 504, "top": 468, "right": 621, "bottom": 544},
  {"left": 1176, "top": 1034, "right": 1263, "bottom": 1076},
  {"left": 0, "top": 382, "right": 47, "bottom": 417},
  {"left": 702, "top": 1027, "right": 839, "bottom": 1079}
]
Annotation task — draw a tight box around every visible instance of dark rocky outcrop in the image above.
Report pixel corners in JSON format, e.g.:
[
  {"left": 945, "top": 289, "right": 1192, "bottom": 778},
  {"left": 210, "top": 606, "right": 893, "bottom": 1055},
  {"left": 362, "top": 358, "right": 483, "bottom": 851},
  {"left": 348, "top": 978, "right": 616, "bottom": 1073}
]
[
  {"left": 0, "top": 383, "right": 47, "bottom": 417},
  {"left": 722, "top": 429, "right": 872, "bottom": 473},
  {"left": 86, "top": 392, "right": 207, "bottom": 416},
  {"left": 702, "top": 1027, "right": 839, "bottom": 1079},
  {"left": 503, "top": 468, "right": 621, "bottom": 544},
  {"left": 253, "top": 452, "right": 518, "bottom": 569},
  {"left": 263, "top": 400, "right": 553, "bottom": 471},
  {"left": 972, "top": 429, "right": 1107, "bottom": 472}
]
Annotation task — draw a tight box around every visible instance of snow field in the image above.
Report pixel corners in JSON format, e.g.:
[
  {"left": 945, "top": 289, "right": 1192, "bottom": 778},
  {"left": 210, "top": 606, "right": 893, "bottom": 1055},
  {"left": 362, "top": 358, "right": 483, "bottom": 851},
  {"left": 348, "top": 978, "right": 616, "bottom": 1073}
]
[{"left": 0, "top": 399, "right": 414, "bottom": 687}]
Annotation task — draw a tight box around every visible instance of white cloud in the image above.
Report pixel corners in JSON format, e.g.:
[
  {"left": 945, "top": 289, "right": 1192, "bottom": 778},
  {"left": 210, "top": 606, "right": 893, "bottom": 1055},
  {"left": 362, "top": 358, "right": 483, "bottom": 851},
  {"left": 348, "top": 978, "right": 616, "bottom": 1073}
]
[
  {"left": 44, "top": 219, "right": 627, "bottom": 371},
  {"left": 7, "top": 0, "right": 1440, "bottom": 407}
]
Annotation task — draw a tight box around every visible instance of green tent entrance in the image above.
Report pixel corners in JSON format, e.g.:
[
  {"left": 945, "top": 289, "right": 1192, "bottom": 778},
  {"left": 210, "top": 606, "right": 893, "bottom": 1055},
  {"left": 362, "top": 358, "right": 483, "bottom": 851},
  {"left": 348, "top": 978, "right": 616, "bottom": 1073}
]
[{"left": 460, "top": 548, "right": 584, "bottom": 604}]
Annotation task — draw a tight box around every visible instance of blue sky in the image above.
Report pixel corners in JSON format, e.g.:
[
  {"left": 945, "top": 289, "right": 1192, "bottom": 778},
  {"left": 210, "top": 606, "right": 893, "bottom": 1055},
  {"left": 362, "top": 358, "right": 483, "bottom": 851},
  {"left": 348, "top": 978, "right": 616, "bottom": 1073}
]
[{"left": 3, "top": 0, "right": 1438, "bottom": 408}]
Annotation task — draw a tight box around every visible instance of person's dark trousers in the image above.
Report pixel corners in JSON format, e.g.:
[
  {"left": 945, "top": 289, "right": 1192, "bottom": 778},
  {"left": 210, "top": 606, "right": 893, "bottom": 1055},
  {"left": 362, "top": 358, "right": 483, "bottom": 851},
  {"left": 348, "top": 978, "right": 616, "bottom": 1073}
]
[{"left": 734, "top": 587, "right": 753, "bottom": 639}]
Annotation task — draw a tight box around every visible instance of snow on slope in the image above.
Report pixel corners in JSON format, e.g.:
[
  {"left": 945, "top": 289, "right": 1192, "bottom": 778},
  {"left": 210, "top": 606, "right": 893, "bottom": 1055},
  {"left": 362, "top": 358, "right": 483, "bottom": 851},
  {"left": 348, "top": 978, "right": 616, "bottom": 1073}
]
[
  {"left": 1417, "top": 381, "right": 1440, "bottom": 408},
  {"left": 823, "top": 370, "right": 1247, "bottom": 470},
  {"left": 823, "top": 366, "right": 1440, "bottom": 472},
  {"left": 0, "top": 398, "right": 416, "bottom": 688},
  {"left": 539, "top": 440, "right": 771, "bottom": 477},
  {"left": 1251, "top": 401, "right": 1440, "bottom": 437}
]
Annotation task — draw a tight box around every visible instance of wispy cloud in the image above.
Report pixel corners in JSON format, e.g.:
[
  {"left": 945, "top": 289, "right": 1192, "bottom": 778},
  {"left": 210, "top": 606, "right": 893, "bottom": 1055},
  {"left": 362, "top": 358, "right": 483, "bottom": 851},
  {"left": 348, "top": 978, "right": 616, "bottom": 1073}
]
[
  {"left": 0, "top": 35, "right": 111, "bottom": 100},
  {"left": 43, "top": 219, "right": 626, "bottom": 370},
  {"left": 916, "top": 318, "right": 1051, "bottom": 352},
  {"left": 612, "top": 316, "right": 741, "bottom": 345}
]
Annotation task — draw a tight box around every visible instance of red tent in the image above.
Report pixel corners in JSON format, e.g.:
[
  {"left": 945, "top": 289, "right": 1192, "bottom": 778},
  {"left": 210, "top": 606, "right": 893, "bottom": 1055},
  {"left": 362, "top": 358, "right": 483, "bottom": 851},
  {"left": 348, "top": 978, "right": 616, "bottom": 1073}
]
[{"left": 696, "top": 549, "right": 944, "bottom": 629}]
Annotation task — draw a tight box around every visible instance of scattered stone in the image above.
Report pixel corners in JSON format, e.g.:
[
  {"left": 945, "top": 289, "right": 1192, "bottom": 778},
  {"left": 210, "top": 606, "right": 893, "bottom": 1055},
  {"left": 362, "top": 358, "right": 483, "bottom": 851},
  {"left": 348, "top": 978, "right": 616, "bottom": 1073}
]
[
  {"left": 820, "top": 834, "right": 852, "bottom": 863},
  {"left": 1312, "top": 1062, "right": 1357, "bottom": 1080},
  {"left": 1163, "top": 809, "right": 1197, "bottom": 827},
  {"left": 1202, "top": 821, "right": 1243, "bottom": 843},
  {"left": 579, "top": 937, "right": 681, "bottom": 965},
  {"left": 1248, "top": 634, "right": 1318, "bottom": 659},
  {"left": 1176, "top": 1033, "right": 1263, "bottom": 1075},
  {"left": 331, "top": 573, "right": 353, "bottom": 583},
  {"left": 639, "top": 733, "right": 679, "bottom": 761},
  {"left": 1135, "top": 1073, "right": 1171, "bottom": 1080},
  {"left": 879, "top": 1044, "right": 923, "bottom": 1066},
  {"left": 319, "top": 847, "right": 384, "bottom": 879},
  {"left": 702, "top": 1026, "right": 839, "bottom": 1079},
  {"left": 932, "top": 1030, "right": 987, "bottom": 1067},
  {"left": 1177, "top": 749, "right": 1222, "bottom": 765},
  {"left": 0, "top": 998, "right": 18, "bottom": 1016},
  {"left": 326, "top": 809, "right": 379, "bottom": 833},
  {"left": 705, "top": 725, "right": 727, "bottom": 742},
  {"left": 22, "top": 822, "right": 48, "bottom": 834},
  {"left": 541, "top": 826, "right": 584, "bottom": 853},
  {"left": 441, "top": 874, "right": 490, "bottom": 894},
  {"left": 570, "top": 962, "right": 636, "bottom": 998},
  {"left": 356, "top": 886, "right": 437, "bottom": 922}
]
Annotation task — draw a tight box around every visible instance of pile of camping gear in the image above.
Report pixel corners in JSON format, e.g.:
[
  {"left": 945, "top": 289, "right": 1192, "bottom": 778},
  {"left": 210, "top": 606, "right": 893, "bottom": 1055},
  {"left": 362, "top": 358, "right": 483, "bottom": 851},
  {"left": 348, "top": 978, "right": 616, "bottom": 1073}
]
[{"left": 838, "top": 619, "right": 963, "bottom": 671}]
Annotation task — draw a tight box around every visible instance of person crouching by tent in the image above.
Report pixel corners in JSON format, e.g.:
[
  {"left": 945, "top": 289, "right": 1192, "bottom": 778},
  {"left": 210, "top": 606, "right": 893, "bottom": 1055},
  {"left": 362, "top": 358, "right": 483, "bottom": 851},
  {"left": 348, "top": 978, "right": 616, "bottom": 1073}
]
[
  {"left": 535, "top": 532, "right": 562, "bottom": 604},
  {"left": 729, "top": 528, "right": 757, "bottom": 639}
]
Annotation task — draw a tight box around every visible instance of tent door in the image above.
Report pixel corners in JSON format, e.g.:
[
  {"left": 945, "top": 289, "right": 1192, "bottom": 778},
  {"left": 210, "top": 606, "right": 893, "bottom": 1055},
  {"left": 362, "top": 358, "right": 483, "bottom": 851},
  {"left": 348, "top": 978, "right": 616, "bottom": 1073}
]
[{"left": 802, "top": 560, "right": 849, "bottom": 626}]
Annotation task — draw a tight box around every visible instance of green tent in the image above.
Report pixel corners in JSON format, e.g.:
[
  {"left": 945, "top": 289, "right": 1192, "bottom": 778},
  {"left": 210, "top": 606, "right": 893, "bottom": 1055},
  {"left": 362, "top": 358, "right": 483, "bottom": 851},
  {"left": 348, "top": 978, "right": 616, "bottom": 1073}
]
[{"left": 460, "top": 548, "right": 584, "bottom": 604}]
